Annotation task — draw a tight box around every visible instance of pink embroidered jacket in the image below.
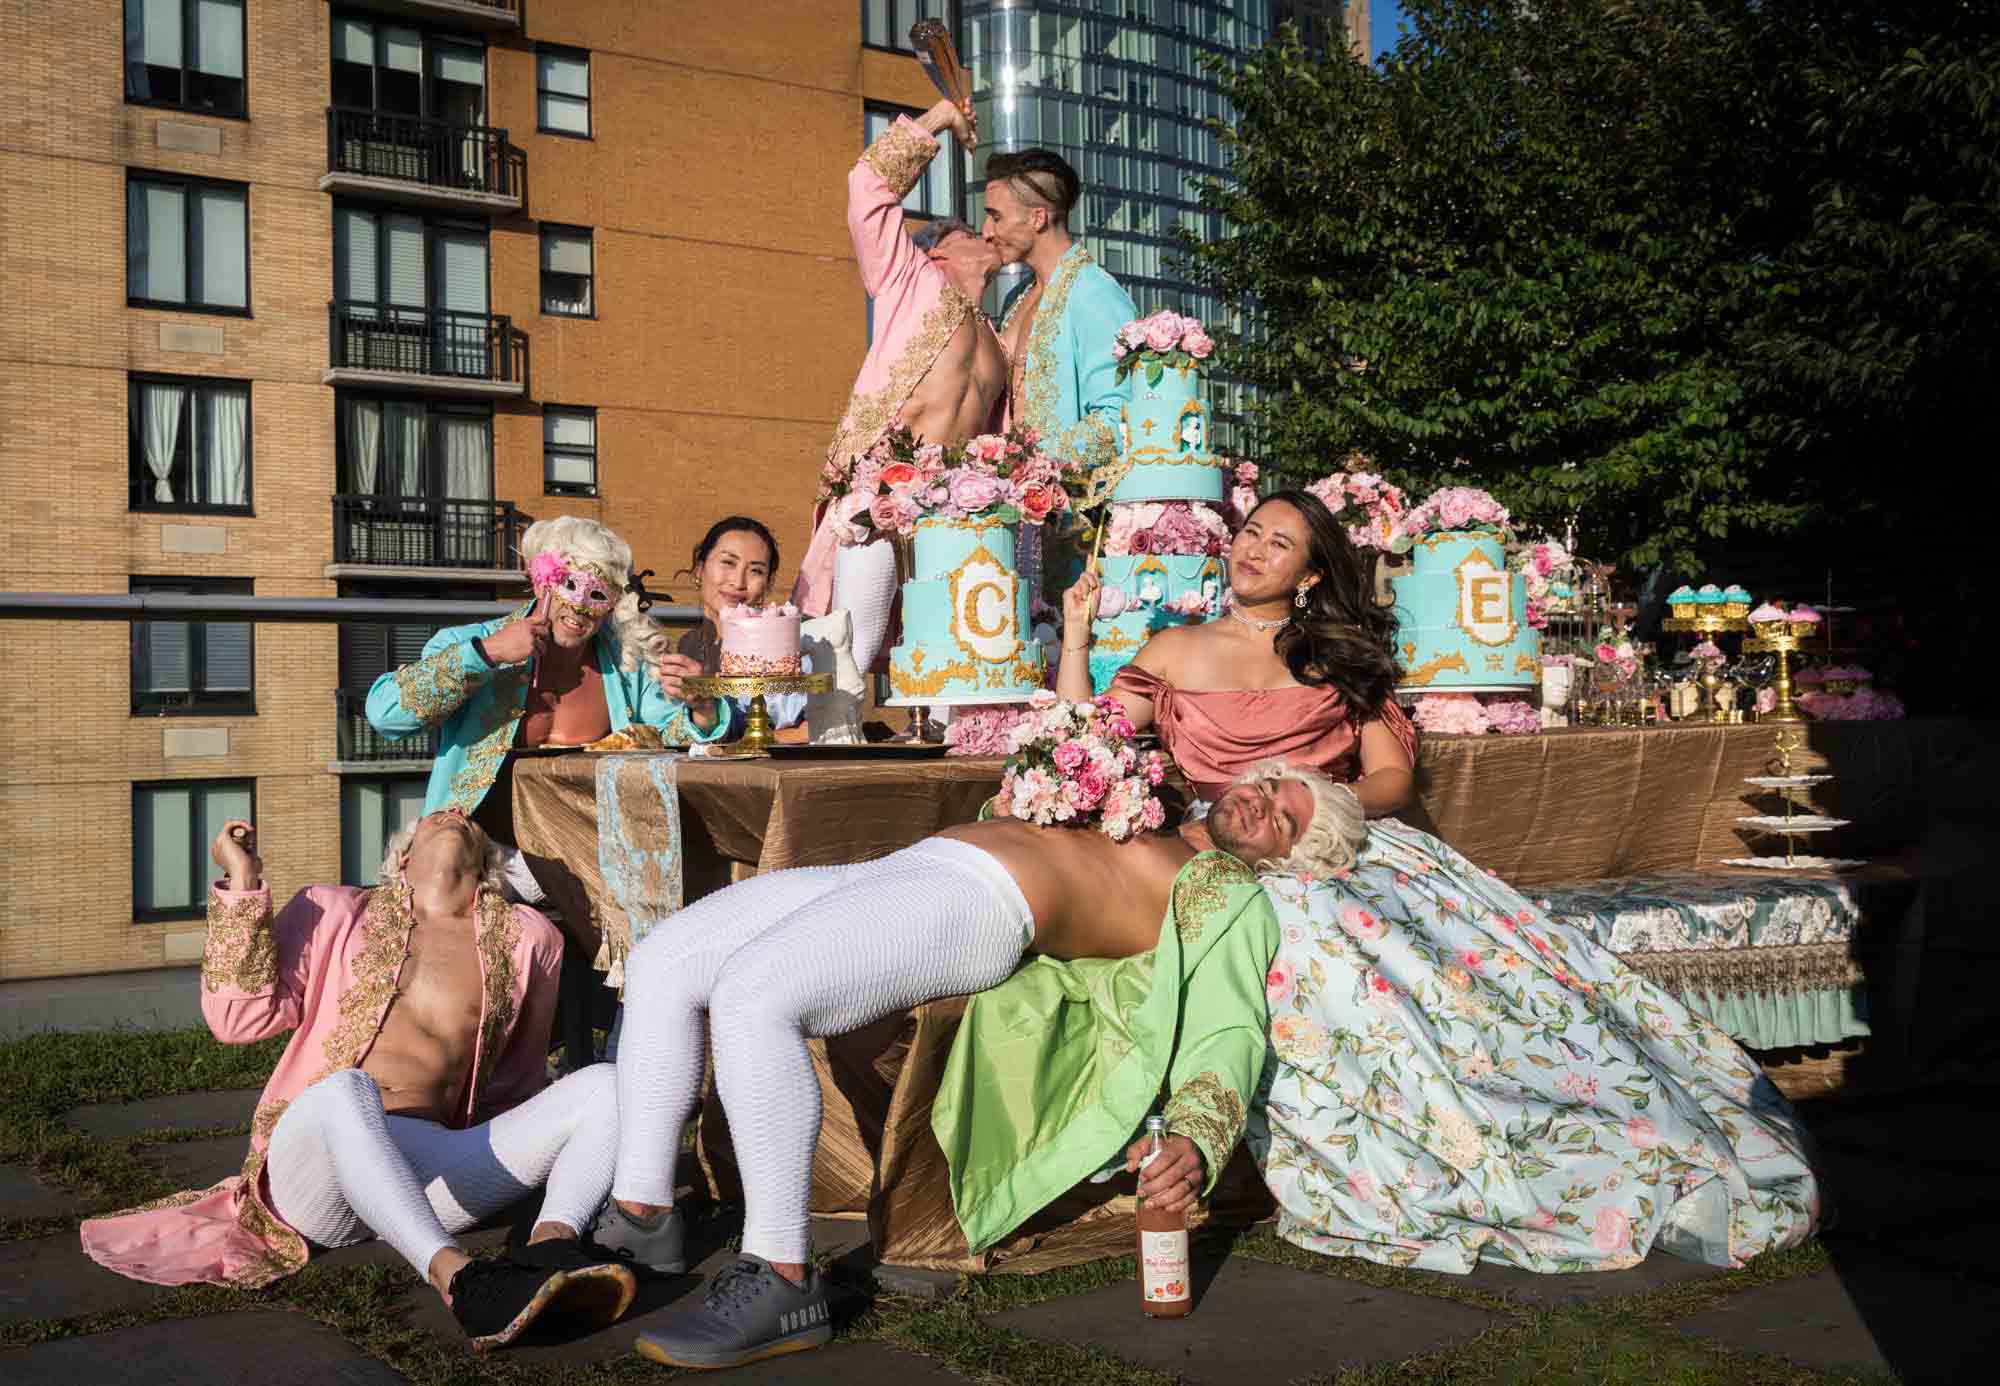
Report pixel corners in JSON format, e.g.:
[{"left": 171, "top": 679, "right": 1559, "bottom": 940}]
[
  {"left": 794, "top": 115, "right": 1000, "bottom": 614},
  {"left": 79, "top": 880, "right": 561, "bottom": 1288}
]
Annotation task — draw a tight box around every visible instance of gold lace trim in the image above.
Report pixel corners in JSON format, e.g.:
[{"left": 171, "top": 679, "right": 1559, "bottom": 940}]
[
  {"left": 824, "top": 286, "right": 978, "bottom": 477},
  {"left": 392, "top": 642, "right": 476, "bottom": 727},
  {"left": 861, "top": 117, "right": 937, "bottom": 198},
  {"left": 444, "top": 665, "right": 529, "bottom": 813},
  {"left": 1012, "top": 244, "right": 1121, "bottom": 483},
  {"left": 306, "top": 884, "right": 416, "bottom": 1086},
  {"left": 202, "top": 889, "right": 277, "bottom": 994},
  {"left": 1171, "top": 852, "right": 1256, "bottom": 944},
  {"left": 471, "top": 888, "right": 522, "bottom": 1107},
  {"left": 1163, "top": 1070, "right": 1246, "bottom": 1185}
]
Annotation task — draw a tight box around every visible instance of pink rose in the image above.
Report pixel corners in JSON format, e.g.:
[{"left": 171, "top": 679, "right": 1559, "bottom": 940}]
[
  {"left": 1144, "top": 316, "right": 1181, "bottom": 352},
  {"left": 1018, "top": 482, "right": 1059, "bottom": 524},
  {"left": 1591, "top": 1206, "right": 1631, "bottom": 1255},
  {"left": 965, "top": 434, "right": 1008, "bottom": 466},
  {"left": 1051, "top": 740, "right": 1088, "bottom": 773},
  {"left": 1339, "top": 906, "right": 1384, "bottom": 941},
  {"left": 869, "top": 491, "right": 911, "bottom": 536},
  {"left": 948, "top": 469, "right": 1006, "bottom": 514},
  {"left": 1184, "top": 329, "right": 1215, "bottom": 359},
  {"left": 879, "top": 461, "right": 921, "bottom": 490},
  {"left": 1075, "top": 767, "right": 1110, "bottom": 808},
  {"left": 1595, "top": 642, "right": 1619, "bottom": 664},
  {"left": 1625, "top": 1117, "right": 1660, "bottom": 1150},
  {"left": 1139, "top": 795, "right": 1165, "bottom": 831},
  {"left": 1145, "top": 755, "right": 1165, "bottom": 786}
]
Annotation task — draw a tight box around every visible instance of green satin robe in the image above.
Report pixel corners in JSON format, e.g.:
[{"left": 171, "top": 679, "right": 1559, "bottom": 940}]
[{"left": 931, "top": 851, "right": 1280, "bottom": 1253}]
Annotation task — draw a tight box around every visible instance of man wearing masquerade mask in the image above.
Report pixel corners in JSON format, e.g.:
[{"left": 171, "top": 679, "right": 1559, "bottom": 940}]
[
  {"left": 366, "top": 516, "right": 732, "bottom": 1065},
  {"left": 82, "top": 813, "right": 642, "bottom": 1352}
]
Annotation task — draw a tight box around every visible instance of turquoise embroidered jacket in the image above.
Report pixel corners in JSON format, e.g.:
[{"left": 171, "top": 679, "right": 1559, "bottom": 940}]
[
  {"left": 1002, "top": 241, "right": 1138, "bottom": 478},
  {"left": 365, "top": 611, "right": 731, "bottom": 817}
]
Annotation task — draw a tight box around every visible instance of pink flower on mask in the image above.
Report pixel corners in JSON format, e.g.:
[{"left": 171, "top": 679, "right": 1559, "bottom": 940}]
[{"left": 529, "top": 550, "right": 570, "bottom": 592}]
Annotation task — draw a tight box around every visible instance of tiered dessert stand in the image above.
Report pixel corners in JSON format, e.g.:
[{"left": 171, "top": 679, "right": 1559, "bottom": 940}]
[
  {"left": 1742, "top": 622, "right": 1808, "bottom": 724},
  {"left": 1724, "top": 730, "right": 1865, "bottom": 870},
  {"left": 1662, "top": 609, "right": 1748, "bottom": 722},
  {"left": 683, "top": 673, "right": 832, "bottom": 755}
]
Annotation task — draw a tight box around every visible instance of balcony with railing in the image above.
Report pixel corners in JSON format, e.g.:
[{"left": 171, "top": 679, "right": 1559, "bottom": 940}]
[
  {"left": 332, "top": 0, "right": 520, "bottom": 32},
  {"left": 324, "top": 302, "right": 526, "bottom": 396},
  {"left": 332, "top": 494, "right": 529, "bottom": 575},
  {"left": 334, "top": 688, "right": 437, "bottom": 766},
  {"left": 321, "top": 108, "right": 525, "bottom": 213}
]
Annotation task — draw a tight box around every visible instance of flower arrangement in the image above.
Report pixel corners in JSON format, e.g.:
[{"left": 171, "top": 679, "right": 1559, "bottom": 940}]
[
  {"left": 1510, "top": 537, "right": 1575, "bottom": 630},
  {"left": 817, "top": 424, "right": 1079, "bottom": 544},
  {"left": 995, "top": 690, "right": 1168, "bottom": 840},
  {"left": 944, "top": 705, "right": 1031, "bottom": 757},
  {"left": 1411, "top": 693, "right": 1541, "bottom": 737},
  {"left": 1221, "top": 459, "right": 1261, "bottom": 530},
  {"left": 1111, "top": 311, "right": 1215, "bottom": 384},
  {"left": 1394, "top": 485, "right": 1512, "bottom": 550},
  {"left": 1102, "top": 500, "right": 1231, "bottom": 558},
  {"left": 1303, "top": 462, "right": 1409, "bottom": 552}
]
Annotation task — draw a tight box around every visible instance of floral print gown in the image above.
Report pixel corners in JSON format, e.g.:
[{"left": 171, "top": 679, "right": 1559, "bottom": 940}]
[{"left": 1250, "top": 819, "right": 1823, "bottom": 1274}]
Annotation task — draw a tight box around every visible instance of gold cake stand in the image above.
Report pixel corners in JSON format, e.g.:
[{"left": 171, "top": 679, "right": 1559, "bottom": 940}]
[
  {"left": 683, "top": 673, "right": 832, "bottom": 754},
  {"left": 1742, "top": 625, "right": 1810, "bottom": 724},
  {"left": 1662, "top": 612, "right": 1748, "bottom": 723}
]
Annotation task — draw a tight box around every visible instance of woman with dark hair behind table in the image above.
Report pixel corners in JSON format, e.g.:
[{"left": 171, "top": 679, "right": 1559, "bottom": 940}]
[
  {"left": 677, "top": 516, "right": 810, "bottom": 738},
  {"left": 1057, "top": 488, "right": 1822, "bottom": 1277}
]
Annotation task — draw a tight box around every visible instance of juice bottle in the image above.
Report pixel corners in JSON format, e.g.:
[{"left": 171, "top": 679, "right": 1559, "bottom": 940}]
[{"left": 1135, "top": 1114, "right": 1192, "bottom": 1317}]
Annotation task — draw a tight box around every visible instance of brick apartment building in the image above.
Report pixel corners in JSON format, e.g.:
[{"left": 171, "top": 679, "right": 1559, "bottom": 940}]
[{"left": 0, "top": 0, "right": 957, "bottom": 980}]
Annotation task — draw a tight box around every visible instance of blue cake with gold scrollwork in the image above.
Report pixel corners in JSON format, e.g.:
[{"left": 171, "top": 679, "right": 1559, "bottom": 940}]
[
  {"left": 1086, "top": 553, "right": 1224, "bottom": 694},
  {"left": 1391, "top": 530, "right": 1540, "bottom": 692},
  {"left": 886, "top": 516, "right": 1046, "bottom": 705},
  {"left": 1112, "top": 363, "right": 1226, "bottom": 504}
]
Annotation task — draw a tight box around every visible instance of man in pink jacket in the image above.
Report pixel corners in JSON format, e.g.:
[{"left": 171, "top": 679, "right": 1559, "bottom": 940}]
[
  {"left": 793, "top": 97, "right": 1005, "bottom": 674},
  {"left": 79, "top": 812, "right": 660, "bottom": 1352}
]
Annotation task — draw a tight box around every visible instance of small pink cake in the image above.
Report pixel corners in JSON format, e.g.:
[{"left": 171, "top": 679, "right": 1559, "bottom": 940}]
[{"left": 718, "top": 602, "right": 802, "bottom": 675}]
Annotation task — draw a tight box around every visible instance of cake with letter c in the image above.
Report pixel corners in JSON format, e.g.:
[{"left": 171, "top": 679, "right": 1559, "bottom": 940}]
[
  {"left": 1391, "top": 530, "right": 1540, "bottom": 692},
  {"left": 718, "top": 602, "right": 802, "bottom": 675},
  {"left": 886, "top": 516, "right": 1045, "bottom": 704}
]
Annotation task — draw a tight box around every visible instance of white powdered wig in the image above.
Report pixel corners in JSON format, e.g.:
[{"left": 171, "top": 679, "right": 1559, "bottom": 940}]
[
  {"left": 378, "top": 816, "right": 507, "bottom": 893},
  {"left": 520, "top": 515, "right": 667, "bottom": 674},
  {"left": 1230, "top": 757, "right": 1368, "bottom": 877}
]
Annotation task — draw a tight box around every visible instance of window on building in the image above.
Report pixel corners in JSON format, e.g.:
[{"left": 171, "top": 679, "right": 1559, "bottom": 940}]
[
  {"left": 124, "top": 0, "right": 246, "bottom": 115},
  {"left": 340, "top": 775, "right": 429, "bottom": 886},
  {"left": 544, "top": 407, "right": 597, "bottom": 496},
  {"left": 331, "top": 15, "right": 485, "bottom": 123},
  {"left": 861, "top": 1, "right": 956, "bottom": 53},
  {"left": 336, "top": 395, "right": 492, "bottom": 500},
  {"left": 864, "top": 105, "right": 955, "bottom": 219},
  {"left": 126, "top": 172, "right": 249, "bottom": 312},
  {"left": 129, "top": 375, "right": 250, "bottom": 512},
  {"left": 536, "top": 46, "right": 590, "bottom": 137},
  {"left": 133, "top": 778, "right": 254, "bottom": 919},
  {"left": 130, "top": 577, "right": 255, "bottom": 715},
  {"left": 539, "top": 225, "right": 594, "bottom": 316}
]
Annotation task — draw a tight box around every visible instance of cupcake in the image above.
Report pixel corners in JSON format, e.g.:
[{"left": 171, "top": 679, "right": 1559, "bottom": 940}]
[
  {"left": 1694, "top": 583, "right": 1725, "bottom": 607},
  {"left": 1668, "top": 584, "right": 1698, "bottom": 619},
  {"left": 1721, "top": 584, "right": 1753, "bottom": 619},
  {"left": 1691, "top": 639, "right": 1724, "bottom": 661},
  {"left": 1787, "top": 604, "right": 1823, "bottom": 638},
  {"left": 1748, "top": 602, "right": 1787, "bottom": 625}
]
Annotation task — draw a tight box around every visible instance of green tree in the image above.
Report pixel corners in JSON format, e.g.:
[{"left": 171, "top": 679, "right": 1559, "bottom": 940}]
[{"left": 1187, "top": 1, "right": 2000, "bottom": 570}]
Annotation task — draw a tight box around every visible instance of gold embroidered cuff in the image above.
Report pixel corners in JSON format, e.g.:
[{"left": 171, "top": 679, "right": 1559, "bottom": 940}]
[
  {"left": 862, "top": 117, "right": 938, "bottom": 198},
  {"left": 393, "top": 643, "right": 476, "bottom": 727},
  {"left": 1163, "top": 1069, "right": 1247, "bottom": 1188},
  {"left": 203, "top": 889, "right": 277, "bottom": 994},
  {"left": 1171, "top": 852, "right": 1256, "bottom": 944}
]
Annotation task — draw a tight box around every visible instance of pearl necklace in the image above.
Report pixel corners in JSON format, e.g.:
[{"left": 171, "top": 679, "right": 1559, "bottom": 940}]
[{"left": 1228, "top": 605, "right": 1291, "bottom": 633}]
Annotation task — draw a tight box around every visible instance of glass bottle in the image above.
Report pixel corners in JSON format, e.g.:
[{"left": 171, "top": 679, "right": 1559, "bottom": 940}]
[{"left": 1135, "top": 1114, "right": 1192, "bottom": 1317}]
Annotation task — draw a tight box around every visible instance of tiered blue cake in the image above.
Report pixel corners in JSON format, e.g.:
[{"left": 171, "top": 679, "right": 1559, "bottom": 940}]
[
  {"left": 1390, "top": 530, "right": 1540, "bottom": 692},
  {"left": 1111, "top": 363, "right": 1225, "bottom": 505},
  {"left": 886, "top": 516, "right": 1045, "bottom": 705},
  {"left": 1087, "top": 553, "right": 1224, "bottom": 695}
]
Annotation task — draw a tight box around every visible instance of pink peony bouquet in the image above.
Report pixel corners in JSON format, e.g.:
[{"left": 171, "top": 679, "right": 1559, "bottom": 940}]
[
  {"left": 1395, "top": 485, "right": 1512, "bottom": 551},
  {"left": 1304, "top": 463, "right": 1409, "bottom": 552},
  {"left": 1510, "top": 538, "right": 1575, "bottom": 630},
  {"left": 995, "top": 690, "right": 1168, "bottom": 840},
  {"left": 1111, "top": 311, "right": 1216, "bottom": 383},
  {"left": 944, "top": 705, "right": 1030, "bottom": 757},
  {"left": 1102, "top": 500, "right": 1232, "bottom": 557},
  {"left": 1220, "top": 459, "right": 1261, "bottom": 530},
  {"left": 819, "top": 424, "right": 1080, "bottom": 544},
  {"left": 1412, "top": 693, "right": 1542, "bottom": 736}
]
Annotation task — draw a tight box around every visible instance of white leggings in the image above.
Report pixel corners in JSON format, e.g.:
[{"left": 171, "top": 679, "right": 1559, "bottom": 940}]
[
  {"left": 267, "top": 1064, "right": 618, "bottom": 1277},
  {"left": 832, "top": 538, "right": 899, "bottom": 675},
  {"left": 612, "top": 839, "right": 1033, "bottom": 1264}
]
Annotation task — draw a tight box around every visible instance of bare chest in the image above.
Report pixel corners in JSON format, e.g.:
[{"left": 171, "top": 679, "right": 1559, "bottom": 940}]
[
  {"left": 381, "top": 925, "right": 484, "bottom": 1053},
  {"left": 519, "top": 658, "right": 610, "bottom": 747}
]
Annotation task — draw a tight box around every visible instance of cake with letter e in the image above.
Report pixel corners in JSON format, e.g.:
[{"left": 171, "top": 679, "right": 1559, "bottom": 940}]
[
  {"left": 718, "top": 602, "right": 802, "bottom": 675},
  {"left": 887, "top": 517, "right": 1046, "bottom": 705},
  {"left": 1390, "top": 488, "right": 1539, "bottom": 692}
]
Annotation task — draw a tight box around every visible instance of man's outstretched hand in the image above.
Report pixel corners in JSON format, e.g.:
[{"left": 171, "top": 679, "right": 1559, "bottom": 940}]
[
  {"left": 211, "top": 820, "right": 262, "bottom": 893},
  {"left": 1124, "top": 1132, "right": 1205, "bottom": 1215}
]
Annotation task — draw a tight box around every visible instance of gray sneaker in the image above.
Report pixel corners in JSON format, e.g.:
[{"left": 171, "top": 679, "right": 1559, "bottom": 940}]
[
  {"left": 587, "top": 1202, "right": 687, "bottom": 1277},
  {"left": 634, "top": 1255, "right": 832, "bottom": 1370}
]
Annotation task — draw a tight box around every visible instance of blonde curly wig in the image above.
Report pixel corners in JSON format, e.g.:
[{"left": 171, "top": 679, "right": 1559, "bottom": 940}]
[{"left": 1227, "top": 758, "right": 1368, "bottom": 878}]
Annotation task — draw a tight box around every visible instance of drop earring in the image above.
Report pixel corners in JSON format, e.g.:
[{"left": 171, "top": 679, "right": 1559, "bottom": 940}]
[{"left": 1294, "top": 586, "right": 1310, "bottom": 609}]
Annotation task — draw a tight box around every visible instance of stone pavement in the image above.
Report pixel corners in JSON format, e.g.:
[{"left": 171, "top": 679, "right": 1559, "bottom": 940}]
[{"left": 5, "top": 1084, "right": 2000, "bottom": 1382}]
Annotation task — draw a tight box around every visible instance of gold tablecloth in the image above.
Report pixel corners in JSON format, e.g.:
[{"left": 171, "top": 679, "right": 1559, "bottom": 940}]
[{"left": 509, "top": 718, "right": 1991, "bottom": 1272}]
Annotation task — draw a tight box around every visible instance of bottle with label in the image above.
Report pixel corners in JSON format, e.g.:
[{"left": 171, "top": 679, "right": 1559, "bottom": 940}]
[{"left": 1135, "top": 1114, "right": 1192, "bottom": 1318}]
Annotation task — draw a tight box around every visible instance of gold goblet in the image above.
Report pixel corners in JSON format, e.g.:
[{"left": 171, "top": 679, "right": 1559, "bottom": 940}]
[{"left": 683, "top": 673, "right": 833, "bottom": 755}]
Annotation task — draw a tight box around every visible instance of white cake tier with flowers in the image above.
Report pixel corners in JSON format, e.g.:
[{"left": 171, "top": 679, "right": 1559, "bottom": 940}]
[
  {"left": 1109, "top": 313, "right": 1229, "bottom": 505},
  {"left": 886, "top": 516, "right": 1046, "bottom": 705},
  {"left": 718, "top": 602, "right": 802, "bottom": 675}
]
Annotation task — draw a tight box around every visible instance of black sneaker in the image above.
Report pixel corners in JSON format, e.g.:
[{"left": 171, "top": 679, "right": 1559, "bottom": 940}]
[
  {"left": 634, "top": 1255, "right": 833, "bottom": 1369},
  {"left": 587, "top": 1200, "right": 688, "bottom": 1276},
  {"left": 448, "top": 1253, "right": 638, "bottom": 1353}
]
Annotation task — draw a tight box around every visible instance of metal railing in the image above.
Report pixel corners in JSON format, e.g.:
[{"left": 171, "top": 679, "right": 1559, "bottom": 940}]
[
  {"left": 328, "top": 301, "right": 525, "bottom": 384},
  {"left": 332, "top": 493, "right": 530, "bottom": 570},
  {"left": 326, "top": 106, "right": 524, "bottom": 201},
  {"left": 335, "top": 687, "right": 437, "bottom": 763}
]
